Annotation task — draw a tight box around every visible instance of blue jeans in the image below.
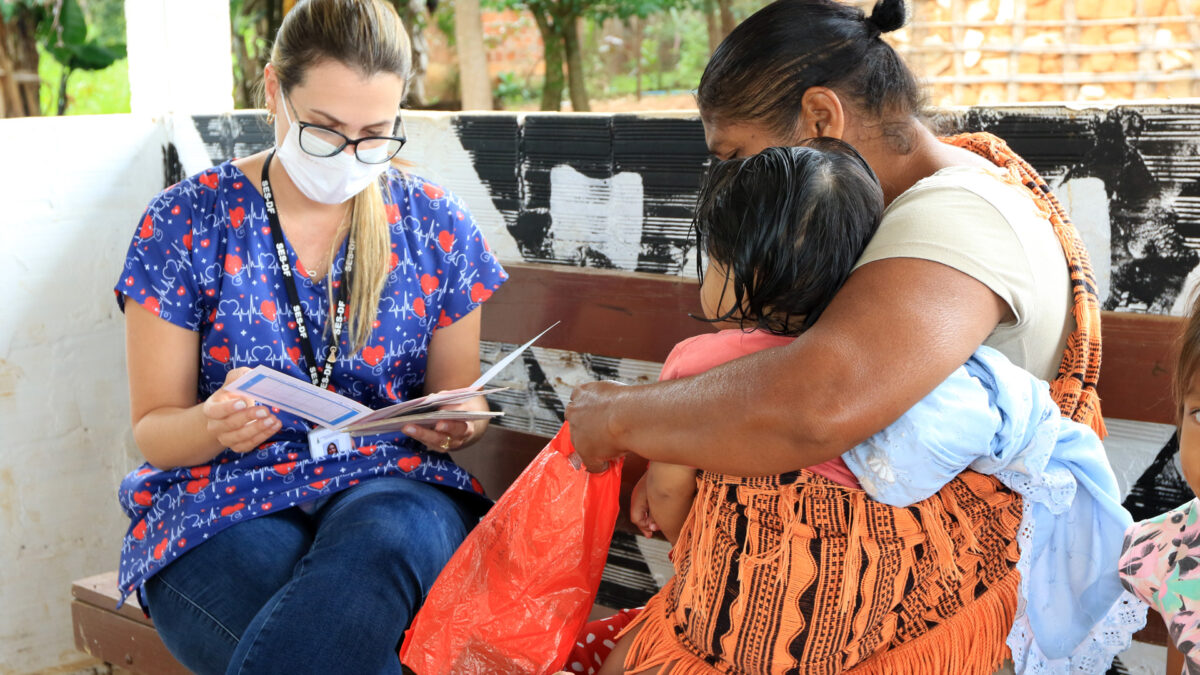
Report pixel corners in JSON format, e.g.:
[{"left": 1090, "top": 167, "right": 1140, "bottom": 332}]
[{"left": 142, "top": 477, "right": 478, "bottom": 675}]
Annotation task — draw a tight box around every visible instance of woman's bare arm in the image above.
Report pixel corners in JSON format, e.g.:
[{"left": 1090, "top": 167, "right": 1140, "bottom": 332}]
[
  {"left": 566, "top": 257, "right": 1008, "bottom": 474},
  {"left": 126, "top": 301, "right": 279, "bottom": 470},
  {"left": 403, "top": 305, "right": 490, "bottom": 451}
]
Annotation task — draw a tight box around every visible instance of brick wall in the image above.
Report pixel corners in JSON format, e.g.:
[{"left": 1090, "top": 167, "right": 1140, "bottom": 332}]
[
  {"left": 425, "top": 8, "right": 546, "bottom": 99},
  {"left": 893, "top": 0, "right": 1200, "bottom": 105}
]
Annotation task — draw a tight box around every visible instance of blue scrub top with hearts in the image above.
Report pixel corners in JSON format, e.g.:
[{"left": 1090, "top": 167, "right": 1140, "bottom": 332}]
[{"left": 113, "top": 162, "right": 507, "bottom": 606}]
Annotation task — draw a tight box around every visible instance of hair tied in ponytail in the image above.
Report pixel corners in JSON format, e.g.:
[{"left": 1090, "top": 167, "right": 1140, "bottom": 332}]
[
  {"left": 698, "top": 0, "right": 926, "bottom": 148},
  {"left": 864, "top": 19, "right": 882, "bottom": 40},
  {"left": 867, "top": 0, "right": 907, "bottom": 35}
]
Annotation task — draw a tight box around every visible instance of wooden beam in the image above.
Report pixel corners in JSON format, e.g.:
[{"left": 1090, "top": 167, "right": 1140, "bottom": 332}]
[
  {"left": 481, "top": 262, "right": 711, "bottom": 364},
  {"left": 1097, "top": 311, "right": 1184, "bottom": 426},
  {"left": 1132, "top": 605, "right": 1172, "bottom": 647},
  {"left": 71, "top": 601, "right": 188, "bottom": 675},
  {"left": 484, "top": 264, "right": 1186, "bottom": 428},
  {"left": 452, "top": 426, "right": 547, "bottom": 499},
  {"left": 72, "top": 571, "right": 153, "bottom": 626}
]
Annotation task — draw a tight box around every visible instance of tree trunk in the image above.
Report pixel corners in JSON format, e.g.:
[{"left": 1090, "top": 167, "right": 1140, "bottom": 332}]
[
  {"left": 656, "top": 12, "right": 677, "bottom": 91},
  {"left": 407, "top": 23, "right": 430, "bottom": 106},
  {"left": 1, "top": 7, "right": 43, "bottom": 117},
  {"left": 267, "top": 0, "right": 283, "bottom": 48},
  {"left": 17, "top": 11, "right": 38, "bottom": 115},
  {"left": 632, "top": 16, "right": 643, "bottom": 101},
  {"left": 397, "top": 0, "right": 433, "bottom": 107},
  {"left": 232, "top": 31, "right": 257, "bottom": 109},
  {"left": 454, "top": 0, "right": 491, "bottom": 110},
  {"left": 562, "top": 10, "right": 588, "bottom": 112},
  {"left": 704, "top": 0, "right": 719, "bottom": 53},
  {"left": 605, "top": 18, "right": 626, "bottom": 77},
  {"left": 717, "top": 0, "right": 735, "bottom": 37},
  {"left": 531, "top": 6, "right": 564, "bottom": 111},
  {"left": 56, "top": 68, "right": 70, "bottom": 115},
  {"left": 0, "top": 17, "right": 22, "bottom": 116}
]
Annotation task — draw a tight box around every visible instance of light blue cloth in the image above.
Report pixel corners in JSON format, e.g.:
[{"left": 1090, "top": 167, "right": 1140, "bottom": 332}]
[{"left": 842, "top": 346, "right": 1147, "bottom": 675}]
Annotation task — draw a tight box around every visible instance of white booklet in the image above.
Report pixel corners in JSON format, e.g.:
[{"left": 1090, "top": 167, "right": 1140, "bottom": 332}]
[{"left": 228, "top": 323, "right": 557, "bottom": 435}]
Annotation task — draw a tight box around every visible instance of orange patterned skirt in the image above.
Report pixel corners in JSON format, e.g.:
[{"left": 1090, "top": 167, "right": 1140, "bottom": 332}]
[{"left": 621, "top": 469, "right": 1023, "bottom": 674}]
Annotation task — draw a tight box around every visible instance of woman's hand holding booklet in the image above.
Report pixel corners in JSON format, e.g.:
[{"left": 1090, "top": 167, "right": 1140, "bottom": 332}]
[{"left": 227, "top": 323, "right": 557, "bottom": 436}]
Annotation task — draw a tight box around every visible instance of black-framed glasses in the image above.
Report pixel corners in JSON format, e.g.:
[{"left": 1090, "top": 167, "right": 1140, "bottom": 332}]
[{"left": 288, "top": 99, "right": 407, "bottom": 164}]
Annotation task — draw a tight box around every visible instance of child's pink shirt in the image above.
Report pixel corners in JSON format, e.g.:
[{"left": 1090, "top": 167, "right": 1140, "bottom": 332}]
[{"left": 659, "top": 328, "right": 860, "bottom": 489}]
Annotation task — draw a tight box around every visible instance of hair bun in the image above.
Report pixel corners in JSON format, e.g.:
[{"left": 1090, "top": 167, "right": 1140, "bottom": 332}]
[{"left": 867, "top": 0, "right": 907, "bottom": 34}]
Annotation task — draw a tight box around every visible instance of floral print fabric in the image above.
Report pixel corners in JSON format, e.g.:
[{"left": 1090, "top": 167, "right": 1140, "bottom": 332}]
[{"left": 1120, "top": 498, "right": 1200, "bottom": 674}]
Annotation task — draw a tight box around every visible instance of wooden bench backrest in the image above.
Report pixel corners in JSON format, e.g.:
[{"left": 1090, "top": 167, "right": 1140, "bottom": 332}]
[{"left": 482, "top": 263, "right": 1187, "bottom": 420}]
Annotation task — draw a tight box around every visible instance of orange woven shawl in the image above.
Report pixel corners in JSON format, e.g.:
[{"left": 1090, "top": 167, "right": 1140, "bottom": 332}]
[{"left": 943, "top": 132, "right": 1106, "bottom": 437}]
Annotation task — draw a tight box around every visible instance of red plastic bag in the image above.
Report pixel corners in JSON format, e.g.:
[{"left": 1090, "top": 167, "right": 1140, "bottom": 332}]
[{"left": 400, "top": 423, "right": 623, "bottom": 675}]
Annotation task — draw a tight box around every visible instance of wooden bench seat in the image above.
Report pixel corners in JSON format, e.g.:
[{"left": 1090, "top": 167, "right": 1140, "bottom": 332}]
[
  {"left": 72, "top": 262, "right": 1187, "bottom": 673},
  {"left": 72, "top": 571, "right": 189, "bottom": 675}
]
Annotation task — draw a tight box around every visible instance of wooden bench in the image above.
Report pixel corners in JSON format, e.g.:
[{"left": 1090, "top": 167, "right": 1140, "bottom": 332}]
[
  {"left": 73, "top": 262, "right": 1187, "bottom": 672},
  {"left": 72, "top": 571, "right": 191, "bottom": 675}
]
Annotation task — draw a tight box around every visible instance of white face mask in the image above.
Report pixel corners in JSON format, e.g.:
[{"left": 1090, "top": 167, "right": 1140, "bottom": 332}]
[{"left": 275, "top": 101, "right": 389, "bottom": 205}]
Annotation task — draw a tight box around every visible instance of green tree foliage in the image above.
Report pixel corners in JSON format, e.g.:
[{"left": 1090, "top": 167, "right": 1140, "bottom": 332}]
[
  {"left": 487, "top": 0, "right": 684, "bottom": 111},
  {"left": 1, "top": 0, "right": 124, "bottom": 115},
  {"left": 41, "top": 0, "right": 125, "bottom": 113}
]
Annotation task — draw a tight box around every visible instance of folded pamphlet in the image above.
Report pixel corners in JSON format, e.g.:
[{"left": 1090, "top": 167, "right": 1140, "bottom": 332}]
[{"left": 228, "top": 323, "right": 557, "bottom": 434}]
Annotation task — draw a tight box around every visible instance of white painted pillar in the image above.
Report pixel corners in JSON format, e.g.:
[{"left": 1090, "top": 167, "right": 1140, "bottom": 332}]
[{"left": 125, "top": 0, "right": 234, "bottom": 115}]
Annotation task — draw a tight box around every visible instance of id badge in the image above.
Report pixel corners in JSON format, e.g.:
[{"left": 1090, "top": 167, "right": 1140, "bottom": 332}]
[{"left": 307, "top": 427, "right": 354, "bottom": 461}]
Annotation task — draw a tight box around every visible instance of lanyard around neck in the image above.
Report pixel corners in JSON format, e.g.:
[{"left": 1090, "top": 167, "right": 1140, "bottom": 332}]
[{"left": 261, "top": 150, "right": 354, "bottom": 389}]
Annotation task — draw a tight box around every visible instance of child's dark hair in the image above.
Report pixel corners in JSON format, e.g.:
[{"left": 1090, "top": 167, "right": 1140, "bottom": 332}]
[
  {"left": 1176, "top": 291, "right": 1200, "bottom": 422},
  {"left": 694, "top": 139, "right": 884, "bottom": 335}
]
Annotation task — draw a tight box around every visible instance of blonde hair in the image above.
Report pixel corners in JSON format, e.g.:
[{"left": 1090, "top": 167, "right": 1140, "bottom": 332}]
[{"left": 271, "top": 0, "right": 412, "bottom": 353}]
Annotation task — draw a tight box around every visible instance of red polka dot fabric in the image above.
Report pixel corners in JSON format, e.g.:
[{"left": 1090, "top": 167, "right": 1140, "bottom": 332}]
[{"left": 562, "top": 607, "right": 642, "bottom": 673}]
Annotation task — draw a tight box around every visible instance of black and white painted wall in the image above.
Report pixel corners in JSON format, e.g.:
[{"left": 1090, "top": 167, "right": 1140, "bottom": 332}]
[
  {"left": 187, "top": 106, "right": 1200, "bottom": 309},
  {"left": 181, "top": 105, "right": 1200, "bottom": 673}
]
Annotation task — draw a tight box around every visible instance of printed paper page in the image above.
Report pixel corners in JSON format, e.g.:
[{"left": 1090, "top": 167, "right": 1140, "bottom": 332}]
[
  {"left": 228, "top": 366, "right": 371, "bottom": 429},
  {"left": 347, "top": 410, "right": 504, "bottom": 436},
  {"left": 471, "top": 321, "right": 560, "bottom": 388},
  {"left": 353, "top": 387, "right": 508, "bottom": 425}
]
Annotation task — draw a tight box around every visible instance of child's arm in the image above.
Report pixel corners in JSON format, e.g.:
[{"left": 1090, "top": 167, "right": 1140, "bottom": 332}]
[
  {"left": 644, "top": 461, "right": 698, "bottom": 544},
  {"left": 625, "top": 333, "right": 724, "bottom": 541},
  {"left": 624, "top": 336, "right": 708, "bottom": 542}
]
